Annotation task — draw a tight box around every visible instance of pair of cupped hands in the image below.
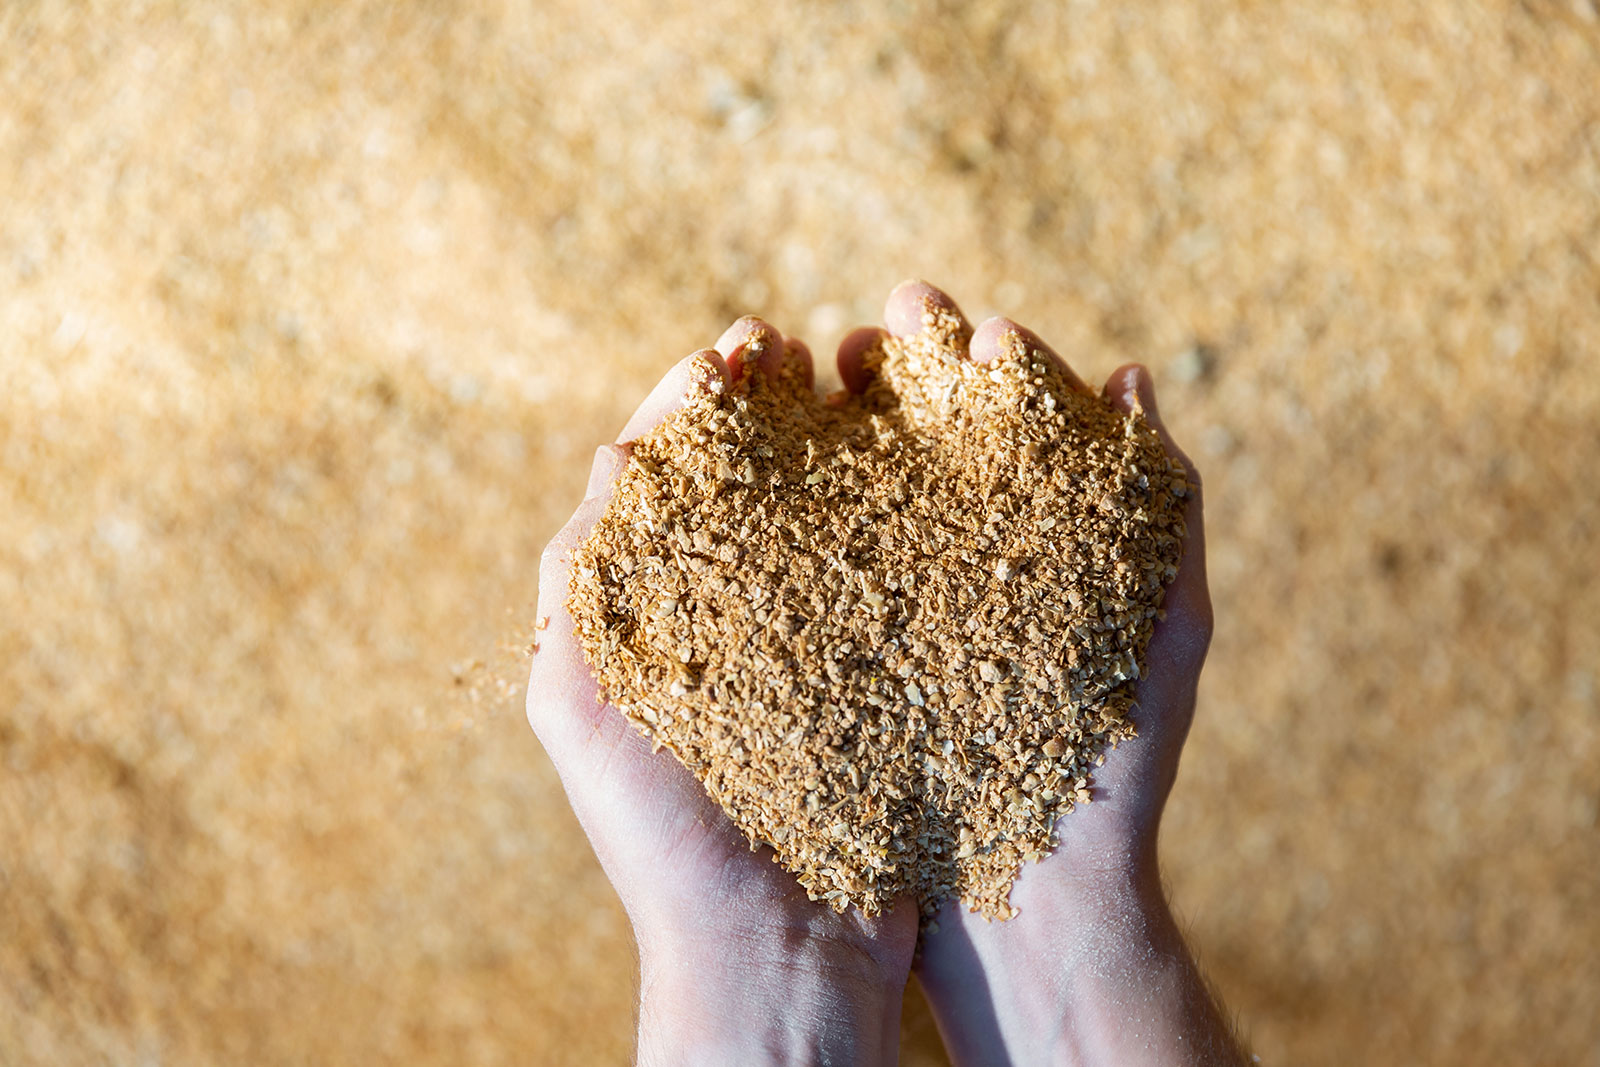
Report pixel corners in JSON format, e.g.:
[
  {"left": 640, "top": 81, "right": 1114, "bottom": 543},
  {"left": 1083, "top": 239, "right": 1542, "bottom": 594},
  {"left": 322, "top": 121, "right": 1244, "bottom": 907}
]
[{"left": 528, "top": 282, "right": 1240, "bottom": 1066}]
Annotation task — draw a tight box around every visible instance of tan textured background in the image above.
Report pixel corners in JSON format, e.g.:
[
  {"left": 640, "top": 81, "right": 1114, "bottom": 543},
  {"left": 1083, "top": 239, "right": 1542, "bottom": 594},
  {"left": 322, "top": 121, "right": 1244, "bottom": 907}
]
[{"left": 4, "top": 2, "right": 1599, "bottom": 1063}]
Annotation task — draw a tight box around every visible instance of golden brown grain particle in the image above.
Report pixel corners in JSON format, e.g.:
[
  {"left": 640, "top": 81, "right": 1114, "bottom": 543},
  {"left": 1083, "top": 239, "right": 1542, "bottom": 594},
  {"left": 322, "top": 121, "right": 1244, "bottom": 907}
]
[{"left": 569, "top": 327, "right": 1186, "bottom": 922}]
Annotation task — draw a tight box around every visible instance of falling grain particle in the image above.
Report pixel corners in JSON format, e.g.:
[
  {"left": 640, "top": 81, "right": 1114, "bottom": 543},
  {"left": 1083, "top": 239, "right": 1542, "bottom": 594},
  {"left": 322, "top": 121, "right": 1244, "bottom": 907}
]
[{"left": 567, "top": 323, "right": 1186, "bottom": 925}]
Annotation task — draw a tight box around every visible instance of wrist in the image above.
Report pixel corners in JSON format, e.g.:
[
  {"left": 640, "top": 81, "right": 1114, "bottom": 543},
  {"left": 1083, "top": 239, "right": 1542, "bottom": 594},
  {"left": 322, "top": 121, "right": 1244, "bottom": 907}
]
[
  {"left": 919, "top": 845, "right": 1242, "bottom": 1067},
  {"left": 986, "top": 857, "right": 1176, "bottom": 1061},
  {"left": 1022, "top": 869, "right": 1243, "bottom": 1067},
  {"left": 635, "top": 920, "right": 903, "bottom": 1067}
]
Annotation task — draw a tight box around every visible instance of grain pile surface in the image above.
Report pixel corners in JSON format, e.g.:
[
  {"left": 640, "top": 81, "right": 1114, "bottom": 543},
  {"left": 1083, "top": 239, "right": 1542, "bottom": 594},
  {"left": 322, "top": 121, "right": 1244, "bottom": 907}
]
[
  {"left": 6, "top": 2, "right": 1600, "bottom": 1064},
  {"left": 571, "top": 316, "right": 1187, "bottom": 919}
]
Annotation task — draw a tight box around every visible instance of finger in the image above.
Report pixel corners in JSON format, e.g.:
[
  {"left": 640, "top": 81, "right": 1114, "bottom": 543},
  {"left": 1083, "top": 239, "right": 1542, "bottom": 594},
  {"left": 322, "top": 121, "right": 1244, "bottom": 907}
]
[
  {"left": 585, "top": 443, "right": 627, "bottom": 499},
  {"left": 835, "top": 326, "right": 887, "bottom": 394},
  {"left": 969, "top": 316, "right": 1093, "bottom": 395},
  {"left": 618, "top": 349, "right": 730, "bottom": 444},
  {"left": 884, "top": 279, "right": 972, "bottom": 349},
  {"left": 715, "top": 315, "right": 785, "bottom": 384},
  {"left": 1103, "top": 362, "right": 1211, "bottom": 676},
  {"left": 1011, "top": 364, "right": 1211, "bottom": 829},
  {"left": 782, "top": 333, "right": 816, "bottom": 391},
  {"left": 527, "top": 492, "right": 618, "bottom": 760},
  {"left": 1103, "top": 364, "right": 1197, "bottom": 480},
  {"left": 530, "top": 455, "right": 736, "bottom": 861},
  {"left": 538, "top": 350, "right": 730, "bottom": 761}
]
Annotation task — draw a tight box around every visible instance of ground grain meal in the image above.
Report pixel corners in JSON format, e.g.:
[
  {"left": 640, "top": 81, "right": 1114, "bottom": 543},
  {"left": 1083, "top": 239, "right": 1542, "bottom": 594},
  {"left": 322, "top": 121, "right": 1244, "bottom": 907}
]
[{"left": 570, "top": 310, "right": 1188, "bottom": 921}]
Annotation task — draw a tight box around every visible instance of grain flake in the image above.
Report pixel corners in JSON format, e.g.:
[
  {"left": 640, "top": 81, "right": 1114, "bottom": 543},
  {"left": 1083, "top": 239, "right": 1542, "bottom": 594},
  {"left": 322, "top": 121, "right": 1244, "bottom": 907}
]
[{"left": 568, "top": 324, "right": 1187, "bottom": 924}]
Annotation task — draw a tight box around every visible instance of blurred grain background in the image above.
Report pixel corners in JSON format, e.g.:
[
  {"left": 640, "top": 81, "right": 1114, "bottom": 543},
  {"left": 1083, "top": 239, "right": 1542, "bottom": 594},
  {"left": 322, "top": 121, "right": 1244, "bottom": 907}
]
[{"left": 3, "top": 1, "right": 1598, "bottom": 1063}]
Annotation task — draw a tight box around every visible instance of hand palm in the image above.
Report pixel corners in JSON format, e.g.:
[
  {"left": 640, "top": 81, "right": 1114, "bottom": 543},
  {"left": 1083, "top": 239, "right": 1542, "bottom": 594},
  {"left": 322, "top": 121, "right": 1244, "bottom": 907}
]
[{"left": 527, "top": 323, "right": 919, "bottom": 964}]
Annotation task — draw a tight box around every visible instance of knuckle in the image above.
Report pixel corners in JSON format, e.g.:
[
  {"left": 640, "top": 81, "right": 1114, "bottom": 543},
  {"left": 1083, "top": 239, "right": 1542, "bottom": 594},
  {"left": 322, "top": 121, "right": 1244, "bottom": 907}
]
[
  {"left": 1193, "top": 604, "right": 1216, "bottom": 651},
  {"left": 1183, "top": 598, "right": 1216, "bottom": 663},
  {"left": 538, "top": 537, "right": 568, "bottom": 576}
]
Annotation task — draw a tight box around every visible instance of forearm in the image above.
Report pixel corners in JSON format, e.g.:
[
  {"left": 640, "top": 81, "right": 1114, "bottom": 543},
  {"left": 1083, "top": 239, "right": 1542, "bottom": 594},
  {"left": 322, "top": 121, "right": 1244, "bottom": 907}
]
[
  {"left": 636, "top": 926, "right": 904, "bottom": 1067},
  {"left": 919, "top": 857, "right": 1246, "bottom": 1067}
]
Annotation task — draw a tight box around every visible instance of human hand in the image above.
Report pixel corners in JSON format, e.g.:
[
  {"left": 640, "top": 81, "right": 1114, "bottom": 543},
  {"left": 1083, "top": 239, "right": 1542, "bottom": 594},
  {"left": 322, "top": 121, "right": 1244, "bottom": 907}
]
[
  {"left": 527, "top": 317, "right": 919, "bottom": 1067},
  {"left": 838, "top": 282, "right": 1243, "bottom": 1066}
]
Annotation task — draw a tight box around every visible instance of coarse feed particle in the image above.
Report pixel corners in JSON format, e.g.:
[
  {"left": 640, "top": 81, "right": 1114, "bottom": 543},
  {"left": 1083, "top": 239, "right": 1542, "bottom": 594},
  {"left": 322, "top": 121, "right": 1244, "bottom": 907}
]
[{"left": 569, "top": 311, "right": 1189, "bottom": 921}]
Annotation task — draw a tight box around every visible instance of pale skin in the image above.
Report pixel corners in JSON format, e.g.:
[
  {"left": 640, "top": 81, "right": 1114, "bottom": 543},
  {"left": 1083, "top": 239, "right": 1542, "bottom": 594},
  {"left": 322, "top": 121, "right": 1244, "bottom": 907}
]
[{"left": 526, "top": 281, "right": 1247, "bottom": 1066}]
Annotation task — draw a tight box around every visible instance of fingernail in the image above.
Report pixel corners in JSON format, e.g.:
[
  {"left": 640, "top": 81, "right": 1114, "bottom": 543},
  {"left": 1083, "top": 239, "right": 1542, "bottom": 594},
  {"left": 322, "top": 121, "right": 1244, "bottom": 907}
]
[
  {"left": 1130, "top": 366, "right": 1160, "bottom": 419},
  {"left": 716, "top": 317, "right": 783, "bottom": 383},
  {"left": 969, "top": 317, "right": 1024, "bottom": 366},
  {"left": 885, "top": 280, "right": 968, "bottom": 344},
  {"left": 687, "top": 350, "right": 728, "bottom": 397}
]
